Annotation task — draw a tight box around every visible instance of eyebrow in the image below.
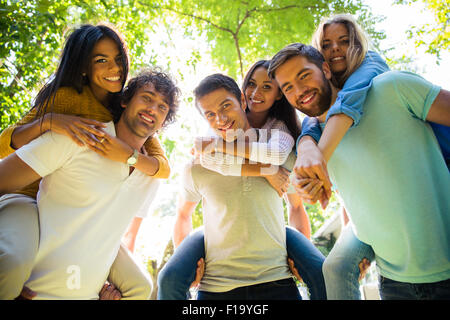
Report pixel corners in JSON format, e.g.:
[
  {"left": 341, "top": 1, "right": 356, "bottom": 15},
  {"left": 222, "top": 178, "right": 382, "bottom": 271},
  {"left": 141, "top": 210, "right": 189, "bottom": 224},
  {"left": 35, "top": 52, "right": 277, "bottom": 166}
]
[
  {"left": 219, "top": 98, "right": 231, "bottom": 106},
  {"left": 142, "top": 89, "right": 169, "bottom": 106},
  {"left": 280, "top": 67, "right": 310, "bottom": 90},
  {"left": 322, "top": 35, "right": 349, "bottom": 42},
  {"left": 92, "top": 53, "right": 122, "bottom": 59}
]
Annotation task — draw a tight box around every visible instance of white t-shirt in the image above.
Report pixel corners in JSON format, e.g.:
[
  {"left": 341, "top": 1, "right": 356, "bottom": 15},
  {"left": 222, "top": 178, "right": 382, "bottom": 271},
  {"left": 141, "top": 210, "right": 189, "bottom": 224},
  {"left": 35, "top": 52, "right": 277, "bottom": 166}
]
[{"left": 16, "top": 122, "right": 159, "bottom": 299}]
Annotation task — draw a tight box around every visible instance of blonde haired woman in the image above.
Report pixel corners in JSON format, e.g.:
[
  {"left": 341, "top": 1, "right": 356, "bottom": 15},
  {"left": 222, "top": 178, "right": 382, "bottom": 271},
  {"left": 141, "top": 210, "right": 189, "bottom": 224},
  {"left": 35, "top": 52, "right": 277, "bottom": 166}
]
[{"left": 297, "top": 13, "right": 449, "bottom": 299}]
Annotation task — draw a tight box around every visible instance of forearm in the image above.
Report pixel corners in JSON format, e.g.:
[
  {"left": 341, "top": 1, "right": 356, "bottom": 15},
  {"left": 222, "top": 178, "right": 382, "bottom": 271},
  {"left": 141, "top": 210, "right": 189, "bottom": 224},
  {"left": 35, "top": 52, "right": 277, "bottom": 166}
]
[
  {"left": 134, "top": 153, "right": 161, "bottom": 177},
  {"left": 0, "top": 153, "right": 41, "bottom": 196},
  {"left": 173, "top": 216, "right": 193, "bottom": 248},
  {"left": 10, "top": 119, "right": 47, "bottom": 150},
  {"left": 122, "top": 217, "right": 143, "bottom": 253},
  {"left": 217, "top": 133, "right": 293, "bottom": 165},
  {"left": 317, "top": 114, "right": 353, "bottom": 162},
  {"left": 241, "top": 161, "right": 278, "bottom": 177},
  {"left": 286, "top": 193, "right": 311, "bottom": 239}
]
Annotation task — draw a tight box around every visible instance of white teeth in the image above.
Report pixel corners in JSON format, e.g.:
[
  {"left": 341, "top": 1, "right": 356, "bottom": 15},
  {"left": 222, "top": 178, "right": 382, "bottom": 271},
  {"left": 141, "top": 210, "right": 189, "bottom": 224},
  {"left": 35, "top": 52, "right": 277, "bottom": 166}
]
[
  {"left": 331, "top": 57, "right": 344, "bottom": 62},
  {"left": 141, "top": 114, "right": 154, "bottom": 123},
  {"left": 252, "top": 100, "right": 263, "bottom": 103},
  {"left": 105, "top": 76, "right": 120, "bottom": 81},
  {"left": 302, "top": 93, "right": 315, "bottom": 104}
]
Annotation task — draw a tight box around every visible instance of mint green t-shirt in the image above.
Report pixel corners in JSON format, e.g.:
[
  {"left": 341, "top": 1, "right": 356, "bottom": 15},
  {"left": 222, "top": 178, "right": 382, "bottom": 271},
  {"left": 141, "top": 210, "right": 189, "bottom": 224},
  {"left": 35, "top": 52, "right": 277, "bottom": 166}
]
[{"left": 327, "top": 71, "right": 450, "bottom": 283}]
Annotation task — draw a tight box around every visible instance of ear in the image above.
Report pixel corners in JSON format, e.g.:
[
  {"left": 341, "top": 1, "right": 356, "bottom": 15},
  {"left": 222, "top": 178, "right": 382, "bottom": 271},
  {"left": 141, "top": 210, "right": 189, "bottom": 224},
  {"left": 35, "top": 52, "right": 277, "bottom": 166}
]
[
  {"left": 120, "top": 101, "right": 127, "bottom": 109},
  {"left": 240, "top": 92, "right": 247, "bottom": 112},
  {"left": 322, "top": 61, "right": 332, "bottom": 80}
]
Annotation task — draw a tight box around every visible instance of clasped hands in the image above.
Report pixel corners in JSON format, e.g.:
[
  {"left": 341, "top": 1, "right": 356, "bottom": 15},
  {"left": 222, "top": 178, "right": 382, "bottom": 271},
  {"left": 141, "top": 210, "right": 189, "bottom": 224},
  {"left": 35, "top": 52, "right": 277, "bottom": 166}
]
[{"left": 293, "top": 138, "right": 332, "bottom": 209}]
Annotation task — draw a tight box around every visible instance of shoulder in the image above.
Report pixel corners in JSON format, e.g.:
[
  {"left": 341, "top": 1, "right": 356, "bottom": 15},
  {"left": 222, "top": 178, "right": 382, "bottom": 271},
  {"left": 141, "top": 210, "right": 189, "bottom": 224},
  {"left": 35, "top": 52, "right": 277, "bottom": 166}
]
[
  {"left": 52, "top": 86, "right": 90, "bottom": 112},
  {"left": 373, "top": 71, "right": 427, "bottom": 86}
]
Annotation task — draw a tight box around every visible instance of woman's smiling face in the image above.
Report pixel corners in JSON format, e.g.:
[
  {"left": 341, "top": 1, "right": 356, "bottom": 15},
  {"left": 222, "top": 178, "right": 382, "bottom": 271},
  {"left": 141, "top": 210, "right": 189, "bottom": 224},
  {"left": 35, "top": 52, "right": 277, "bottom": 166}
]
[
  {"left": 321, "top": 23, "right": 350, "bottom": 75},
  {"left": 244, "top": 66, "right": 282, "bottom": 114}
]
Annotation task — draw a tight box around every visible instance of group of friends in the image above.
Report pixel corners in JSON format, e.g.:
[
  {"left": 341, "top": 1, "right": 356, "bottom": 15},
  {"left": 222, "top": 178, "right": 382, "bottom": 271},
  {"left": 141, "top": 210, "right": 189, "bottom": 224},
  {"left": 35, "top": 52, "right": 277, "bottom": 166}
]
[{"left": 0, "top": 13, "right": 448, "bottom": 300}]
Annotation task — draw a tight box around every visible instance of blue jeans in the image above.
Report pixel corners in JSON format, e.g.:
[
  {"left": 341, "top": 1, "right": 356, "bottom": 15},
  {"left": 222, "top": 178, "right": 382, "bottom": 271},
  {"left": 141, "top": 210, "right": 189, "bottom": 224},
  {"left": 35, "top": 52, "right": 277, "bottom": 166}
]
[
  {"left": 157, "top": 227, "right": 326, "bottom": 300},
  {"left": 197, "top": 278, "right": 301, "bottom": 300},
  {"left": 157, "top": 228, "right": 205, "bottom": 300},
  {"left": 322, "top": 224, "right": 375, "bottom": 300},
  {"left": 379, "top": 276, "right": 450, "bottom": 300}
]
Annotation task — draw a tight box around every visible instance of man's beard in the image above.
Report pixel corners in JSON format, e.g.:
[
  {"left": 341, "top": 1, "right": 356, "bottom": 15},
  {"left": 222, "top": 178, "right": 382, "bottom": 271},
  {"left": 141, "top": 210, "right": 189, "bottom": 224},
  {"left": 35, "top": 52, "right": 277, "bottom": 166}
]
[{"left": 297, "top": 75, "right": 332, "bottom": 117}]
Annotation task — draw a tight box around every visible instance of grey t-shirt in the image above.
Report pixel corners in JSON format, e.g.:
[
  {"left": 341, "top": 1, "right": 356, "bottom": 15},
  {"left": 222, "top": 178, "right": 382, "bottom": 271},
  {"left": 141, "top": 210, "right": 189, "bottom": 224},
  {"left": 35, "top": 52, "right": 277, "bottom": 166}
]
[{"left": 181, "top": 153, "right": 295, "bottom": 292}]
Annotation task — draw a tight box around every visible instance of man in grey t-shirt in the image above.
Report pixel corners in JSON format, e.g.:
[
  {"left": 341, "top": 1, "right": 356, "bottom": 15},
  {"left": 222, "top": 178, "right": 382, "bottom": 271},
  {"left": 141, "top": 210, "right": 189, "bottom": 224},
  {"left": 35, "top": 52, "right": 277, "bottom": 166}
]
[{"left": 159, "top": 74, "right": 325, "bottom": 300}]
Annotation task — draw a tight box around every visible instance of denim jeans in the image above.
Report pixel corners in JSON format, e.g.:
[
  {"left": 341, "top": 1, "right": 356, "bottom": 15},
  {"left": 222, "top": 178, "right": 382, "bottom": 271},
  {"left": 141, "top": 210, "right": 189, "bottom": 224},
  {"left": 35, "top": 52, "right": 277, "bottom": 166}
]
[
  {"left": 285, "top": 226, "right": 326, "bottom": 299},
  {"left": 379, "top": 276, "right": 450, "bottom": 300},
  {"left": 157, "top": 226, "right": 326, "bottom": 300},
  {"left": 157, "top": 228, "right": 205, "bottom": 300},
  {"left": 197, "top": 278, "right": 301, "bottom": 300},
  {"left": 322, "top": 224, "right": 375, "bottom": 300}
]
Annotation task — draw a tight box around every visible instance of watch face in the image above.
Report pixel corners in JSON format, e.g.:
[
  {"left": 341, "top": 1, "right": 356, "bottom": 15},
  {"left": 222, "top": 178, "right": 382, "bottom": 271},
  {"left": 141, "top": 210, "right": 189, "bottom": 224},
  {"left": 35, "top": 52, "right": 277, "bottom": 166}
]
[{"left": 127, "top": 150, "right": 138, "bottom": 166}]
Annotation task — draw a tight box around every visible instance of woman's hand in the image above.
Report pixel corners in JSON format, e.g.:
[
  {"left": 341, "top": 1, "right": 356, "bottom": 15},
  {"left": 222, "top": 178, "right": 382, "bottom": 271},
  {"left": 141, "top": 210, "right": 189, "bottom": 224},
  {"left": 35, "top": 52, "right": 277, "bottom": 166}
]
[
  {"left": 86, "top": 132, "right": 134, "bottom": 164},
  {"left": 190, "top": 258, "right": 205, "bottom": 289},
  {"left": 43, "top": 113, "right": 107, "bottom": 147},
  {"left": 264, "top": 166, "right": 290, "bottom": 197}
]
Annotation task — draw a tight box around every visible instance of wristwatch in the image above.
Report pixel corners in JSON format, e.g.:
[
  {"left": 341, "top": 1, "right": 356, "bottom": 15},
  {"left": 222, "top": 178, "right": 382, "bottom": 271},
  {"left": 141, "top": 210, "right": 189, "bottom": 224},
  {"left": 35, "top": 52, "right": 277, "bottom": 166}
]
[{"left": 126, "top": 149, "right": 139, "bottom": 167}]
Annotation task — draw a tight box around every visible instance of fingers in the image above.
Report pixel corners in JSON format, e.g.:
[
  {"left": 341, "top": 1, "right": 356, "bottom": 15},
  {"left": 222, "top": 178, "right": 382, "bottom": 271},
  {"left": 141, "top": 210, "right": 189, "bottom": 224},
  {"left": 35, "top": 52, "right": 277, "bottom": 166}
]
[
  {"left": 17, "top": 286, "right": 37, "bottom": 300},
  {"left": 287, "top": 258, "right": 302, "bottom": 282},
  {"left": 358, "top": 258, "right": 371, "bottom": 281},
  {"left": 190, "top": 258, "right": 205, "bottom": 288},
  {"left": 99, "top": 283, "right": 122, "bottom": 300}
]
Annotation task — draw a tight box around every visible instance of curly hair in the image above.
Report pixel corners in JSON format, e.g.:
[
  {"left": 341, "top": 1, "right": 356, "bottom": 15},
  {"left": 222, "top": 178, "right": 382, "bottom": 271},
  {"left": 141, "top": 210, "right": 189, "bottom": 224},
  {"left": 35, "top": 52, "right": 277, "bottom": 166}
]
[{"left": 112, "top": 68, "right": 181, "bottom": 129}]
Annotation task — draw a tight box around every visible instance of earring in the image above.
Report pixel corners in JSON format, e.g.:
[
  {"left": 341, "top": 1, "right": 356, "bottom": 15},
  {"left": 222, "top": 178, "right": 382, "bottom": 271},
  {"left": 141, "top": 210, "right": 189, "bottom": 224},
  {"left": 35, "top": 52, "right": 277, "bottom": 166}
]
[{"left": 82, "top": 72, "right": 86, "bottom": 77}]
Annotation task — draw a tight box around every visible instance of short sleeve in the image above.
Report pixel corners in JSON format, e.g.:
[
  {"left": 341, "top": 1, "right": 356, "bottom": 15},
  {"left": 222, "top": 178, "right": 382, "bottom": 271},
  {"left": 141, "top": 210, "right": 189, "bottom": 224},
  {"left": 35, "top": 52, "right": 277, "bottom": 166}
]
[
  {"left": 180, "top": 162, "right": 202, "bottom": 203},
  {"left": 390, "top": 71, "right": 441, "bottom": 121},
  {"left": 15, "top": 131, "right": 79, "bottom": 177}
]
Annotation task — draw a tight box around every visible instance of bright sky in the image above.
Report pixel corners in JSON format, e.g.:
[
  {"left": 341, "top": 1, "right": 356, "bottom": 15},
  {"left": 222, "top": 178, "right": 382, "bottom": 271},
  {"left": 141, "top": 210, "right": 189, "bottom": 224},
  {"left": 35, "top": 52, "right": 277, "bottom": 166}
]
[{"left": 133, "top": 0, "right": 450, "bottom": 266}]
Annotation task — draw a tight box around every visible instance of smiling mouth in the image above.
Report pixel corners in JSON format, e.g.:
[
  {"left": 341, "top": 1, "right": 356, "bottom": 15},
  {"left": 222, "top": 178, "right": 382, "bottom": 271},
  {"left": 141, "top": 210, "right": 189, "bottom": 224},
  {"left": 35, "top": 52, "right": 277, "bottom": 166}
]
[
  {"left": 330, "top": 56, "right": 345, "bottom": 63},
  {"left": 298, "top": 91, "right": 317, "bottom": 106},
  {"left": 139, "top": 112, "right": 155, "bottom": 125},
  {"left": 104, "top": 76, "right": 121, "bottom": 82},
  {"left": 218, "top": 121, "right": 234, "bottom": 132}
]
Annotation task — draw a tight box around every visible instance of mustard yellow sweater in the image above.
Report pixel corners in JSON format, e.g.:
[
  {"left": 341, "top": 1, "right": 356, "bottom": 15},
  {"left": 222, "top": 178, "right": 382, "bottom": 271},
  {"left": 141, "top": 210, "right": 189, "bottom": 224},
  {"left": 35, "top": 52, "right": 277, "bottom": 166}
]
[{"left": 0, "top": 86, "right": 170, "bottom": 198}]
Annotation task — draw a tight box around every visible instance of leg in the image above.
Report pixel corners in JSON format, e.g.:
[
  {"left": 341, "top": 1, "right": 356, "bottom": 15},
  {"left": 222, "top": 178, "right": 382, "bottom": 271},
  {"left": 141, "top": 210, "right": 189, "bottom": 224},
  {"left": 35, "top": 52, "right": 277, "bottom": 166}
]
[
  {"left": 285, "top": 226, "right": 326, "bottom": 300},
  {"left": 322, "top": 224, "right": 375, "bottom": 300},
  {"left": 157, "top": 228, "right": 205, "bottom": 300},
  {"left": 0, "top": 194, "right": 40, "bottom": 299},
  {"left": 107, "top": 243, "right": 153, "bottom": 300}
]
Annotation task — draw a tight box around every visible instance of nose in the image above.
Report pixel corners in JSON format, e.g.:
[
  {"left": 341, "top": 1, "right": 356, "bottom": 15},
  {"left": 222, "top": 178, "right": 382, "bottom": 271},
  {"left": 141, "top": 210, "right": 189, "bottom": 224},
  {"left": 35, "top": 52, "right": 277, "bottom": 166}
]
[
  {"left": 331, "top": 41, "right": 340, "bottom": 52},
  {"left": 109, "top": 59, "right": 121, "bottom": 73},
  {"left": 216, "top": 111, "right": 228, "bottom": 125}
]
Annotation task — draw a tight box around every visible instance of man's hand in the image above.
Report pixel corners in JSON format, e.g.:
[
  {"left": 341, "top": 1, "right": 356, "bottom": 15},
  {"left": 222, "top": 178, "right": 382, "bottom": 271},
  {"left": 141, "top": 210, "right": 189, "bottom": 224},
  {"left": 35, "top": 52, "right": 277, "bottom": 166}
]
[
  {"left": 264, "top": 166, "right": 290, "bottom": 197},
  {"left": 99, "top": 282, "right": 122, "bottom": 300},
  {"left": 15, "top": 286, "right": 37, "bottom": 300},
  {"left": 189, "top": 258, "right": 205, "bottom": 289}
]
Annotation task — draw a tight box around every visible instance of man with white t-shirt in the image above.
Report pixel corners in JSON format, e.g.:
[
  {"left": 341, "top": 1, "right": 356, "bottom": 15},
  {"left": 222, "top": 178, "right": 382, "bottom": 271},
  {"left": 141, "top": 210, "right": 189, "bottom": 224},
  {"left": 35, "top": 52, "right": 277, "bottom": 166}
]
[{"left": 0, "top": 69, "right": 180, "bottom": 299}]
